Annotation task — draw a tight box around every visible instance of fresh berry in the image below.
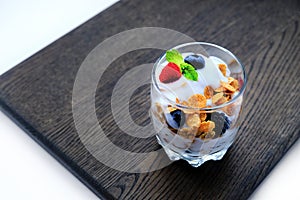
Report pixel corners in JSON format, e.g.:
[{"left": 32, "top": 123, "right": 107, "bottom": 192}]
[
  {"left": 159, "top": 62, "right": 181, "bottom": 83},
  {"left": 184, "top": 55, "right": 205, "bottom": 69},
  {"left": 238, "top": 77, "right": 244, "bottom": 90},
  {"left": 209, "top": 112, "right": 231, "bottom": 136},
  {"left": 166, "top": 109, "right": 185, "bottom": 129}
]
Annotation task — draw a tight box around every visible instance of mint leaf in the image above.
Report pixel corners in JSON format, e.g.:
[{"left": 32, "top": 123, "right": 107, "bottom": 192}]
[
  {"left": 180, "top": 63, "right": 198, "bottom": 81},
  {"left": 184, "top": 70, "right": 198, "bottom": 81},
  {"left": 166, "top": 49, "right": 183, "bottom": 65}
]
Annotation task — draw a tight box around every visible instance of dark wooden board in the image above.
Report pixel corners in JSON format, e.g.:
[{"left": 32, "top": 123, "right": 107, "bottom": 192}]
[{"left": 0, "top": 0, "right": 299, "bottom": 199}]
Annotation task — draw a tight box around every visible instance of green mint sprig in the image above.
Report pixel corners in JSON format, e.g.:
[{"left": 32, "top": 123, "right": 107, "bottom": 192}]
[
  {"left": 166, "top": 49, "right": 198, "bottom": 81},
  {"left": 166, "top": 49, "right": 183, "bottom": 66},
  {"left": 180, "top": 63, "right": 198, "bottom": 81}
]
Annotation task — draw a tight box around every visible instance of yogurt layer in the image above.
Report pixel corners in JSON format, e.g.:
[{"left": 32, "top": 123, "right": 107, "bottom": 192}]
[{"left": 157, "top": 53, "right": 231, "bottom": 102}]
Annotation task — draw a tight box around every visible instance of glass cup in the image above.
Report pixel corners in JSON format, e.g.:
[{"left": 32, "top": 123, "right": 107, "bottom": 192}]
[{"left": 150, "top": 42, "right": 247, "bottom": 167}]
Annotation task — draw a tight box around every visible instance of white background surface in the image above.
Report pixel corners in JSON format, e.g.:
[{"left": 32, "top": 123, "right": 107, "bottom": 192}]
[{"left": 0, "top": 0, "right": 299, "bottom": 199}]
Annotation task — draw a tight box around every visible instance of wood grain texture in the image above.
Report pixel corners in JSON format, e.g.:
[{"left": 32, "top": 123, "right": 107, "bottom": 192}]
[{"left": 0, "top": 0, "right": 299, "bottom": 199}]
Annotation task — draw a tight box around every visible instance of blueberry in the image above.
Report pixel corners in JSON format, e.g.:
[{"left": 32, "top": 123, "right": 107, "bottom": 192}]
[
  {"left": 184, "top": 54, "right": 205, "bottom": 69},
  {"left": 166, "top": 109, "right": 185, "bottom": 129},
  {"left": 210, "top": 112, "right": 231, "bottom": 136},
  {"left": 206, "top": 113, "right": 212, "bottom": 121}
]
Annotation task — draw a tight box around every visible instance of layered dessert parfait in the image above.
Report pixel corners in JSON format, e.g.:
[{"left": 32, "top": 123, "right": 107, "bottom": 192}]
[{"left": 150, "top": 42, "right": 246, "bottom": 167}]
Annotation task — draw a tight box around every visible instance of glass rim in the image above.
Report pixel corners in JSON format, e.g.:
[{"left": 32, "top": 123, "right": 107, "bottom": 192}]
[{"left": 151, "top": 42, "right": 247, "bottom": 111}]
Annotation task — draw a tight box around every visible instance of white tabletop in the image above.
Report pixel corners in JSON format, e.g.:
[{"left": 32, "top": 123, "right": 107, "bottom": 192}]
[{"left": 0, "top": 1, "right": 299, "bottom": 199}]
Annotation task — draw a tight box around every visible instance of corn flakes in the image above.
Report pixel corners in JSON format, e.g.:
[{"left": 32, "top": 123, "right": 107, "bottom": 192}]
[
  {"left": 167, "top": 105, "right": 177, "bottom": 112},
  {"left": 204, "top": 85, "right": 214, "bottom": 99},
  {"left": 218, "top": 64, "right": 227, "bottom": 76},
  {"left": 214, "top": 86, "right": 225, "bottom": 93},
  {"left": 212, "top": 92, "right": 227, "bottom": 105},
  {"left": 187, "top": 94, "right": 207, "bottom": 108},
  {"left": 228, "top": 77, "right": 235, "bottom": 84},
  {"left": 177, "top": 127, "right": 197, "bottom": 140},
  {"left": 200, "top": 113, "right": 207, "bottom": 121},
  {"left": 230, "top": 79, "right": 239, "bottom": 90},
  {"left": 199, "top": 131, "right": 215, "bottom": 140},
  {"left": 198, "top": 120, "right": 215, "bottom": 133},
  {"left": 186, "top": 114, "right": 201, "bottom": 128},
  {"left": 220, "top": 81, "right": 236, "bottom": 92}
]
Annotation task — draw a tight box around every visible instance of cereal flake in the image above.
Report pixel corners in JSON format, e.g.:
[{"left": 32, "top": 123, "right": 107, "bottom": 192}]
[
  {"left": 214, "top": 86, "right": 225, "bottom": 93},
  {"left": 177, "top": 127, "right": 197, "bottom": 140},
  {"left": 220, "top": 81, "right": 236, "bottom": 92},
  {"left": 228, "top": 77, "right": 235, "bottom": 84},
  {"left": 186, "top": 114, "right": 201, "bottom": 128},
  {"left": 204, "top": 85, "right": 214, "bottom": 99},
  {"left": 187, "top": 94, "right": 207, "bottom": 108},
  {"left": 230, "top": 79, "right": 239, "bottom": 90},
  {"left": 167, "top": 105, "right": 177, "bottom": 112},
  {"left": 199, "top": 131, "right": 216, "bottom": 140},
  {"left": 212, "top": 92, "right": 227, "bottom": 105},
  {"left": 200, "top": 113, "right": 207, "bottom": 121},
  {"left": 218, "top": 64, "right": 227, "bottom": 76},
  {"left": 198, "top": 120, "right": 215, "bottom": 133}
]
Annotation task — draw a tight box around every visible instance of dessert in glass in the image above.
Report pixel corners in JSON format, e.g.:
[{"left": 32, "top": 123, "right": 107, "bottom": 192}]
[{"left": 150, "top": 42, "right": 247, "bottom": 167}]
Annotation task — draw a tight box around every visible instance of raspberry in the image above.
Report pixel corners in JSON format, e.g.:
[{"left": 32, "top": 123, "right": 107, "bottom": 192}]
[{"left": 159, "top": 62, "right": 181, "bottom": 83}]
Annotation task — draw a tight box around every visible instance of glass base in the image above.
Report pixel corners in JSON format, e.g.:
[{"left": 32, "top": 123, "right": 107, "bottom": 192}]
[{"left": 157, "top": 136, "right": 228, "bottom": 167}]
